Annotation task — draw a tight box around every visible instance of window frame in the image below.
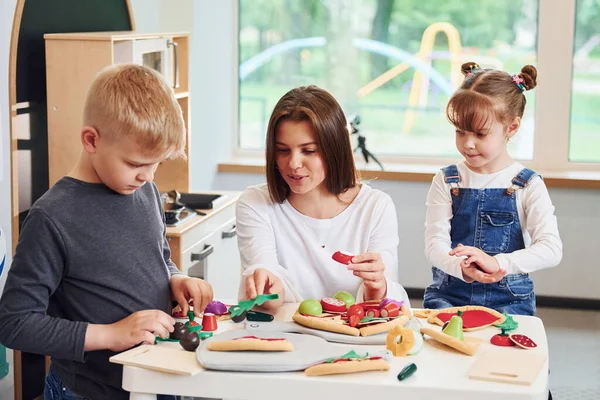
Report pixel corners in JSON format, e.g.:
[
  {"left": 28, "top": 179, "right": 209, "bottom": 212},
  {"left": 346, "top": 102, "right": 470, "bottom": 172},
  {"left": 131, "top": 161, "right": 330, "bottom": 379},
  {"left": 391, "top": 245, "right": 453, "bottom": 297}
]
[{"left": 232, "top": 0, "right": 600, "bottom": 176}]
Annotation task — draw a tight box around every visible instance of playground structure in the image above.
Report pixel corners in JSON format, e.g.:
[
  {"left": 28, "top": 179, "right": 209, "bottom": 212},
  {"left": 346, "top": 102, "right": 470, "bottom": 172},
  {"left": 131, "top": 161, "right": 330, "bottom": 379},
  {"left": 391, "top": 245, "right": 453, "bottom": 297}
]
[{"left": 239, "top": 22, "right": 504, "bottom": 135}]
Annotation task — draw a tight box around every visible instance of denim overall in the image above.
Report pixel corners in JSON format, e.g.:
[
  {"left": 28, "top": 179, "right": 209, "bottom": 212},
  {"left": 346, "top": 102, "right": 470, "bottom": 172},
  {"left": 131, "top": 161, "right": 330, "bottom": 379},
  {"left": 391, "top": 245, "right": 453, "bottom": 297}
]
[{"left": 423, "top": 165, "right": 537, "bottom": 316}]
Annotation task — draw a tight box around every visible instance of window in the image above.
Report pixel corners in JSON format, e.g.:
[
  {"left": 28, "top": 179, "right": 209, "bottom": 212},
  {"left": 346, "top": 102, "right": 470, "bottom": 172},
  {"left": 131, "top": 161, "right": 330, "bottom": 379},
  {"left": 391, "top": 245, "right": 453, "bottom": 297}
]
[
  {"left": 570, "top": 0, "right": 600, "bottom": 163},
  {"left": 236, "top": 0, "right": 600, "bottom": 176},
  {"left": 238, "top": 0, "right": 538, "bottom": 162}
]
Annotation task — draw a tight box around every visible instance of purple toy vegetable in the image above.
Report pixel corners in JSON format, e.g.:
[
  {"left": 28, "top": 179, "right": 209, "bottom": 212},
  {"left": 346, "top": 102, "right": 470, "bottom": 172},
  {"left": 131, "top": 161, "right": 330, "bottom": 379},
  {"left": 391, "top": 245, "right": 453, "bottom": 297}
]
[
  {"left": 204, "top": 300, "right": 228, "bottom": 316},
  {"left": 379, "top": 298, "right": 404, "bottom": 309}
]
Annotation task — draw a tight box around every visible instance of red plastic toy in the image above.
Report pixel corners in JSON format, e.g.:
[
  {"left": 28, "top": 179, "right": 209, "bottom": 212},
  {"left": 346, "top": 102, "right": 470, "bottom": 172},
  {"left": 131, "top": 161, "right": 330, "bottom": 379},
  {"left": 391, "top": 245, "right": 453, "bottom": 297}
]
[
  {"left": 332, "top": 251, "right": 354, "bottom": 265},
  {"left": 509, "top": 334, "right": 537, "bottom": 349},
  {"left": 320, "top": 297, "right": 347, "bottom": 313}
]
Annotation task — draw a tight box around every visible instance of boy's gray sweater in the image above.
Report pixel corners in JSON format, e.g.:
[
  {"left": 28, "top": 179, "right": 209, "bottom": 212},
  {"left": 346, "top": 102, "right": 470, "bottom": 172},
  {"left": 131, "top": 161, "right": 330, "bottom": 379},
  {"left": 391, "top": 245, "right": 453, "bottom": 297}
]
[{"left": 0, "top": 177, "right": 180, "bottom": 399}]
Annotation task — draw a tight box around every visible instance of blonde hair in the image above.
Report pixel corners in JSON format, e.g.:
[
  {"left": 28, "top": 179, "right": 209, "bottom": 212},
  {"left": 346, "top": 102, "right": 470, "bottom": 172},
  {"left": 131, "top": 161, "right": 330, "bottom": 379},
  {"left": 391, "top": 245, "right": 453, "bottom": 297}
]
[
  {"left": 83, "top": 64, "right": 186, "bottom": 158},
  {"left": 447, "top": 62, "right": 538, "bottom": 133}
]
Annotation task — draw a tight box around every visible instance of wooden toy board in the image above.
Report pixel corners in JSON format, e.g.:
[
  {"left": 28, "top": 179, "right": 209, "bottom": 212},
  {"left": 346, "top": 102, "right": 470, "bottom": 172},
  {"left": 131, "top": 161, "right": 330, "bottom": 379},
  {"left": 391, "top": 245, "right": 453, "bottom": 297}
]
[
  {"left": 110, "top": 344, "right": 202, "bottom": 376},
  {"left": 243, "top": 320, "right": 391, "bottom": 345},
  {"left": 197, "top": 329, "right": 391, "bottom": 372},
  {"left": 468, "top": 349, "right": 547, "bottom": 386}
]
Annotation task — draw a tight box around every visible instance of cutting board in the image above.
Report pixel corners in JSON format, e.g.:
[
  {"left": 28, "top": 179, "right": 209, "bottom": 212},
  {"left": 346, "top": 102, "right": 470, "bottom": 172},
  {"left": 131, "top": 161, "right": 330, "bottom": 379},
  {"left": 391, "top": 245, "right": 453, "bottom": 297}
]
[
  {"left": 244, "top": 320, "right": 390, "bottom": 345},
  {"left": 468, "top": 349, "right": 547, "bottom": 386},
  {"left": 197, "top": 329, "right": 391, "bottom": 372},
  {"left": 110, "top": 344, "right": 202, "bottom": 376}
]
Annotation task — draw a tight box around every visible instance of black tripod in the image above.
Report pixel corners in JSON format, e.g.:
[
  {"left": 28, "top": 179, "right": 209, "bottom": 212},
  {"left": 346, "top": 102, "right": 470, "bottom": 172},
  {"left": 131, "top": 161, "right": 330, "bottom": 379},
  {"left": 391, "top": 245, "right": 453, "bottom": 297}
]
[{"left": 349, "top": 114, "right": 384, "bottom": 171}]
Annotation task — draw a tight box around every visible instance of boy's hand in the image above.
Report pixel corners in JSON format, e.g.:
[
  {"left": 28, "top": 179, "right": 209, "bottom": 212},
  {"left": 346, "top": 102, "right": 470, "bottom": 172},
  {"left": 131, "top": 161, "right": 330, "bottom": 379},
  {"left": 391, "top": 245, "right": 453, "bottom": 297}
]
[
  {"left": 461, "top": 264, "right": 507, "bottom": 284},
  {"left": 170, "top": 275, "right": 214, "bottom": 317},
  {"left": 346, "top": 252, "right": 387, "bottom": 300},
  {"left": 244, "top": 268, "right": 284, "bottom": 310},
  {"left": 86, "top": 310, "right": 175, "bottom": 352},
  {"left": 449, "top": 244, "right": 500, "bottom": 274}
]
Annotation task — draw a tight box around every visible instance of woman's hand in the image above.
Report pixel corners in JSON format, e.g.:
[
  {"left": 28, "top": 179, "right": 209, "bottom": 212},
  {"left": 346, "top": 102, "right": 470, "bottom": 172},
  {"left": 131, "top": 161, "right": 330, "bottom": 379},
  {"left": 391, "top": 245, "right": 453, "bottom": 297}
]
[
  {"left": 347, "top": 252, "right": 387, "bottom": 300},
  {"left": 244, "top": 268, "right": 285, "bottom": 310}
]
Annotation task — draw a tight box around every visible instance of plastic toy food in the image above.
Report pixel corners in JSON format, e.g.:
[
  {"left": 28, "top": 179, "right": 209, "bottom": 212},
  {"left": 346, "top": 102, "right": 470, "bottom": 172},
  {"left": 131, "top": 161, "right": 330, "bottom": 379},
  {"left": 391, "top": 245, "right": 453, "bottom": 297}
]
[
  {"left": 298, "top": 299, "right": 323, "bottom": 316},
  {"left": 509, "top": 334, "right": 537, "bottom": 349},
  {"left": 380, "top": 298, "right": 404, "bottom": 309},
  {"left": 347, "top": 304, "right": 365, "bottom": 319},
  {"left": 321, "top": 297, "right": 347, "bottom": 313},
  {"left": 332, "top": 251, "right": 354, "bottom": 265},
  {"left": 426, "top": 306, "right": 506, "bottom": 331},
  {"left": 380, "top": 303, "right": 400, "bottom": 318},
  {"left": 490, "top": 330, "right": 515, "bottom": 347},
  {"left": 204, "top": 301, "right": 228, "bottom": 316},
  {"left": 180, "top": 331, "right": 200, "bottom": 351},
  {"left": 170, "top": 322, "right": 188, "bottom": 340},
  {"left": 442, "top": 310, "right": 464, "bottom": 341},
  {"left": 201, "top": 313, "right": 218, "bottom": 331},
  {"left": 334, "top": 291, "right": 355, "bottom": 307},
  {"left": 386, "top": 326, "right": 415, "bottom": 356}
]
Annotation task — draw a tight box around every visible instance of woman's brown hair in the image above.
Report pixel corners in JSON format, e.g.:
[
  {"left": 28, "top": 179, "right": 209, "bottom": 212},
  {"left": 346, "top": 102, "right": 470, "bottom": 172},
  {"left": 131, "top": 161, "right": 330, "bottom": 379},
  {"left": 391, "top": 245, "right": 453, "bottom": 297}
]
[
  {"left": 266, "top": 85, "right": 359, "bottom": 203},
  {"left": 446, "top": 62, "right": 538, "bottom": 133}
]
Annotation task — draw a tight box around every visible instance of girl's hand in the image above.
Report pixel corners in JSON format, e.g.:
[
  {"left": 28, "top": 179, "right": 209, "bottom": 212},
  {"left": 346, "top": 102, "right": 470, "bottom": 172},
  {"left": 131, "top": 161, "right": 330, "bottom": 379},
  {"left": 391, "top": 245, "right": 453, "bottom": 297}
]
[
  {"left": 170, "top": 275, "right": 214, "bottom": 316},
  {"left": 449, "top": 244, "right": 500, "bottom": 274},
  {"left": 461, "top": 264, "right": 507, "bottom": 284},
  {"left": 244, "top": 268, "right": 285, "bottom": 310},
  {"left": 347, "top": 252, "right": 387, "bottom": 300}
]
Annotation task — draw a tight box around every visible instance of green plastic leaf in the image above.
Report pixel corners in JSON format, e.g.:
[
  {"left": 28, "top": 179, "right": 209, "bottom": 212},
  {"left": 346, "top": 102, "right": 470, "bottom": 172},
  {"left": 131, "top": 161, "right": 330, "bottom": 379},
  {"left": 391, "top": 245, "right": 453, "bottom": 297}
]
[
  {"left": 323, "top": 350, "right": 370, "bottom": 363},
  {"left": 229, "top": 294, "right": 279, "bottom": 317},
  {"left": 496, "top": 313, "right": 519, "bottom": 332},
  {"left": 254, "top": 293, "right": 278, "bottom": 306}
]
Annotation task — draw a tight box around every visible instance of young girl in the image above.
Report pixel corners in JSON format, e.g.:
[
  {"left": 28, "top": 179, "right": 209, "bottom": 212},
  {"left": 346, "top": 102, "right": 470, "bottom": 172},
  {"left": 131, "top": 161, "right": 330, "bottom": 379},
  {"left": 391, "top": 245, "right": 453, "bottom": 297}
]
[
  {"left": 236, "top": 85, "right": 410, "bottom": 311},
  {"left": 423, "top": 62, "right": 562, "bottom": 316}
]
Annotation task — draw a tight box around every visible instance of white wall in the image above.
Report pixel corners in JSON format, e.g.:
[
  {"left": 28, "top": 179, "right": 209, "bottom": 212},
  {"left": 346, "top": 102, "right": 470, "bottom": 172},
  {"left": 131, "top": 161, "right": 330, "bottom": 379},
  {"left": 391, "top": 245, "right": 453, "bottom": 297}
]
[{"left": 0, "top": 0, "right": 16, "bottom": 398}]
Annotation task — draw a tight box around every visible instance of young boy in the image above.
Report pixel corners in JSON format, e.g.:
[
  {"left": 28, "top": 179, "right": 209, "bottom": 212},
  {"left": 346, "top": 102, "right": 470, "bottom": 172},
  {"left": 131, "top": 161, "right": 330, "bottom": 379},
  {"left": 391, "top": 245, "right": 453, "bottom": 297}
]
[{"left": 0, "top": 64, "right": 212, "bottom": 399}]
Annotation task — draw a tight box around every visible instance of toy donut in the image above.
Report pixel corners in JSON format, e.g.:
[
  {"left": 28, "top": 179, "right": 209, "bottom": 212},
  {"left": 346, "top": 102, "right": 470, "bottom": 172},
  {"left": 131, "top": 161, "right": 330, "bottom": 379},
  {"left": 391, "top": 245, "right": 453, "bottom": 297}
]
[{"left": 386, "top": 326, "right": 415, "bottom": 357}]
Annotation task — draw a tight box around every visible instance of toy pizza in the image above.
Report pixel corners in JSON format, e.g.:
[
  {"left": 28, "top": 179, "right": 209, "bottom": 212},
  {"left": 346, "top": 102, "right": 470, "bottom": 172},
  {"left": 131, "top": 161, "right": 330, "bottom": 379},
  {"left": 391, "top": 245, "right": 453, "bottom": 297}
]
[
  {"left": 293, "top": 296, "right": 410, "bottom": 337},
  {"left": 206, "top": 335, "right": 294, "bottom": 352},
  {"left": 304, "top": 350, "right": 390, "bottom": 376},
  {"left": 420, "top": 311, "right": 481, "bottom": 356},
  {"left": 424, "top": 306, "right": 506, "bottom": 331}
]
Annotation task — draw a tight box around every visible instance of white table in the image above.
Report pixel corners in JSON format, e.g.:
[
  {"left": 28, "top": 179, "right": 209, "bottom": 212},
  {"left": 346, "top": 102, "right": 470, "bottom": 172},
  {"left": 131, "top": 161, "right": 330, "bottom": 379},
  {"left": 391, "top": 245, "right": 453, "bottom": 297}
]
[{"left": 122, "top": 304, "right": 549, "bottom": 400}]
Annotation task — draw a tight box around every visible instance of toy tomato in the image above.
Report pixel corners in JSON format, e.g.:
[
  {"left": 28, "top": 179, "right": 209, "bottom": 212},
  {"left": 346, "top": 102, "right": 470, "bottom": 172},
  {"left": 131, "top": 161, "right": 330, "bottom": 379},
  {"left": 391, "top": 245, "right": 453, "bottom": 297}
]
[
  {"left": 347, "top": 304, "right": 365, "bottom": 319},
  {"left": 320, "top": 297, "right": 347, "bottom": 313}
]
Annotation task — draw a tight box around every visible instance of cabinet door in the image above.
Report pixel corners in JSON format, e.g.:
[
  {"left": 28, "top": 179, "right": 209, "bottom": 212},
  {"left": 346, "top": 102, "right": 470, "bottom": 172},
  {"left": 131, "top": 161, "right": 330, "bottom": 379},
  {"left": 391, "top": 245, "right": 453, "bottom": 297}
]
[{"left": 204, "top": 218, "right": 241, "bottom": 300}]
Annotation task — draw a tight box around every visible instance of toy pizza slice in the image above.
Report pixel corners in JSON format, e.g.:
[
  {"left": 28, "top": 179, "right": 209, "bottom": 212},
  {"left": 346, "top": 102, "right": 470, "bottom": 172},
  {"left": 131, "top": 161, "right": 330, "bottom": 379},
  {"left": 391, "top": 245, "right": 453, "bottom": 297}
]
[
  {"left": 206, "top": 335, "right": 294, "bottom": 352},
  {"left": 426, "top": 306, "right": 506, "bottom": 331},
  {"left": 420, "top": 327, "right": 481, "bottom": 356},
  {"left": 293, "top": 311, "right": 408, "bottom": 337},
  {"left": 305, "top": 350, "right": 389, "bottom": 376}
]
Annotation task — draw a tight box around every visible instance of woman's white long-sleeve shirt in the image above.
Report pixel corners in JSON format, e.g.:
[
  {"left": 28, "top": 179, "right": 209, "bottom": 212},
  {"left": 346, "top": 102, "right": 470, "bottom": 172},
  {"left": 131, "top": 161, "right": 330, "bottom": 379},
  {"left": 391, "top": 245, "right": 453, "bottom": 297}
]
[
  {"left": 425, "top": 161, "right": 562, "bottom": 280},
  {"left": 236, "top": 183, "right": 410, "bottom": 307}
]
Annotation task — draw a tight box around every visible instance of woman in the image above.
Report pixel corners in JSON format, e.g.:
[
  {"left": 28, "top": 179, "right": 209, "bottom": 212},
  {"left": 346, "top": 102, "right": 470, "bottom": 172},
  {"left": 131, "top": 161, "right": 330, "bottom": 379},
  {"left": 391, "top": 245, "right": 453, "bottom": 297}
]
[{"left": 237, "top": 85, "right": 410, "bottom": 311}]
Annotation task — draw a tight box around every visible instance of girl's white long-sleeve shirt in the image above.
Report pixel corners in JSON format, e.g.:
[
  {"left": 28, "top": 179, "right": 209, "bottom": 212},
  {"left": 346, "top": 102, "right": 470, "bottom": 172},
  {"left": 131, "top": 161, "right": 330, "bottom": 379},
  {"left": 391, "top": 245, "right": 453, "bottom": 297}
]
[
  {"left": 236, "top": 183, "right": 411, "bottom": 307},
  {"left": 425, "top": 161, "right": 562, "bottom": 280}
]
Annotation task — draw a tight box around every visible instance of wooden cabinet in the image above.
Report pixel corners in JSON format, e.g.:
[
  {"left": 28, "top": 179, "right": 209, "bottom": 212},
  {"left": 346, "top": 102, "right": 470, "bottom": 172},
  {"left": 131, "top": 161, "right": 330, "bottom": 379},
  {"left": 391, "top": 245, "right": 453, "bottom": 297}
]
[
  {"left": 44, "top": 31, "right": 192, "bottom": 193},
  {"left": 166, "top": 192, "right": 242, "bottom": 300}
]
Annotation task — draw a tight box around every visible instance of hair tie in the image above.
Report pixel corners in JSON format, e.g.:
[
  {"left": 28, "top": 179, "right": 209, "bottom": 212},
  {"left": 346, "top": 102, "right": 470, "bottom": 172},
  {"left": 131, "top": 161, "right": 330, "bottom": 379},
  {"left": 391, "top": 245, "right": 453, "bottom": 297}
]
[
  {"left": 466, "top": 64, "right": 480, "bottom": 76},
  {"left": 512, "top": 75, "right": 526, "bottom": 92}
]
